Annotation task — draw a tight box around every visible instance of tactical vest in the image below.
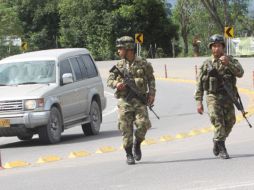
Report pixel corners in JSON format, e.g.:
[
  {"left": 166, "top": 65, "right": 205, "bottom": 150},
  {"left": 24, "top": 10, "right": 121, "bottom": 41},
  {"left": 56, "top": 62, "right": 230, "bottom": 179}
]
[
  {"left": 201, "top": 59, "right": 237, "bottom": 95},
  {"left": 114, "top": 57, "right": 150, "bottom": 99}
]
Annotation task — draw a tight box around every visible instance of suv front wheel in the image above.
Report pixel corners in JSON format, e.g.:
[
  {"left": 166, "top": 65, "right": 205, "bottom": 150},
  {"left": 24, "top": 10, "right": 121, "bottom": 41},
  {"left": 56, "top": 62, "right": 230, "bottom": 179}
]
[
  {"left": 82, "top": 101, "right": 101, "bottom": 136},
  {"left": 38, "top": 107, "right": 62, "bottom": 144}
]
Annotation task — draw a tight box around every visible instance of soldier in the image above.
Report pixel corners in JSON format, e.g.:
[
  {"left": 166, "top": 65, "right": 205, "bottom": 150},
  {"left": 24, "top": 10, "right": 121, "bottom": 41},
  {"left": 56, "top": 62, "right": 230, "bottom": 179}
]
[
  {"left": 192, "top": 36, "right": 201, "bottom": 57},
  {"left": 195, "top": 34, "right": 244, "bottom": 159},
  {"left": 107, "top": 36, "right": 156, "bottom": 165}
]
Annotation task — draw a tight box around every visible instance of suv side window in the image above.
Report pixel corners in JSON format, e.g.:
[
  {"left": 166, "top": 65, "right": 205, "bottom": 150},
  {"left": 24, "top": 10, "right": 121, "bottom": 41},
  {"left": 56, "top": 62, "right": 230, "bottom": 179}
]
[
  {"left": 69, "top": 57, "right": 82, "bottom": 81},
  {"left": 77, "top": 56, "right": 88, "bottom": 79},
  {"left": 81, "top": 55, "right": 98, "bottom": 78},
  {"left": 60, "top": 59, "right": 73, "bottom": 85}
]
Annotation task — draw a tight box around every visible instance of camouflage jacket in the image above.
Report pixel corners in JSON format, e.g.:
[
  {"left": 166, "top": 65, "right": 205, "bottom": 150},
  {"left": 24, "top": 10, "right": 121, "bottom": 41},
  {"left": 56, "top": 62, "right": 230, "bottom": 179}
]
[
  {"left": 195, "top": 55, "right": 244, "bottom": 102},
  {"left": 107, "top": 56, "right": 156, "bottom": 99}
]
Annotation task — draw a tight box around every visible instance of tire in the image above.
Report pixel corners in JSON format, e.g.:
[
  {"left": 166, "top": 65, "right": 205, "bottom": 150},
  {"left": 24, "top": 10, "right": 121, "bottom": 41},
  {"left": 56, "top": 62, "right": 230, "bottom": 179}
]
[
  {"left": 82, "top": 101, "right": 101, "bottom": 136},
  {"left": 38, "top": 107, "right": 62, "bottom": 144},
  {"left": 17, "top": 134, "right": 33, "bottom": 141}
]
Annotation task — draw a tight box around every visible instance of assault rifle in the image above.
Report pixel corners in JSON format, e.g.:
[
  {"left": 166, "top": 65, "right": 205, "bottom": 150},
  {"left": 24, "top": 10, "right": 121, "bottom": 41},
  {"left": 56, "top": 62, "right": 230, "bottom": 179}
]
[
  {"left": 208, "top": 67, "right": 252, "bottom": 128},
  {"left": 110, "top": 65, "right": 160, "bottom": 119},
  {"left": 223, "top": 79, "right": 252, "bottom": 128}
]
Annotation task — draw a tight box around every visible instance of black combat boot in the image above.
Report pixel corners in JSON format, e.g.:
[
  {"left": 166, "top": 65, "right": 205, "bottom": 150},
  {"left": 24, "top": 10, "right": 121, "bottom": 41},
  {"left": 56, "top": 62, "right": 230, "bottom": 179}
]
[
  {"left": 213, "top": 139, "right": 219, "bottom": 156},
  {"left": 125, "top": 146, "right": 135, "bottom": 165},
  {"left": 134, "top": 140, "right": 142, "bottom": 161},
  {"left": 218, "top": 141, "right": 230, "bottom": 159}
]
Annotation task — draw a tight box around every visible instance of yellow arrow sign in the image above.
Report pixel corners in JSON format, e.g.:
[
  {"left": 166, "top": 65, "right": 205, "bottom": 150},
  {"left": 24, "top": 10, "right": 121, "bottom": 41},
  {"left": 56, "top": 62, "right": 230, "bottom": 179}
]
[
  {"left": 224, "top": 27, "right": 234, "bottom": 38},
  {"left": 135, "top": 33, "right": 143, "bottom": 44},
  {"left": 21, "top": 42, "right": 28, "bottom": 51}
]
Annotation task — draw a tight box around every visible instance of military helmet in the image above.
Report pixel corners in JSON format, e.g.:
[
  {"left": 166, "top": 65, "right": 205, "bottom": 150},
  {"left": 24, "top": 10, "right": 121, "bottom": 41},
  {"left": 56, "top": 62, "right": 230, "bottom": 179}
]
[
  {"left": 116, "top": 36, "right": 135, "bottom": 49},
  {"left": 208, "top": 34, "right": 225, "bottom": 49}
]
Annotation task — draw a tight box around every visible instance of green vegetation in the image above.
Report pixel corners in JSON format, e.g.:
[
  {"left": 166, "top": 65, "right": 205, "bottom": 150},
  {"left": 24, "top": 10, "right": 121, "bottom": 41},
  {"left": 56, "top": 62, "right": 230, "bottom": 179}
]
[
  {"left": 0, "top": 0, "right": 253, "bottom": 59},
  {"left": 172, "top": 0, "right": 254, "bottom": 56}
]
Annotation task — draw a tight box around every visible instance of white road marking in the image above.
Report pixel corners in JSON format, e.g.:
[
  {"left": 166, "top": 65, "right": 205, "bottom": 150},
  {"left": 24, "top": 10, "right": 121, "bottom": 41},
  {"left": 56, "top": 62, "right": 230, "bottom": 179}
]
[
  {"left": 102, "top": 107, "right": 117, "bottom": 117},
  {"left": 104, "top": 91, "right": 115, "bottom": 96},
  {"left": 103, "top": 91, "right": 117, "bottom": 117}
]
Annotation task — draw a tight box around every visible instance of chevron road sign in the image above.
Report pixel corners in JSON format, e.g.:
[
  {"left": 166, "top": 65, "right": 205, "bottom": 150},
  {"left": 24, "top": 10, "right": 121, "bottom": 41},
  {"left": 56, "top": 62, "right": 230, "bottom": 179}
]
[
  {"left": 135, "top": 33, "right": 143, "bottom": 44},
  {"left": 21, "top": 42, "right": 28, "bottom": 51},
  {"left": 224, "top": 27, "right": 234, "bottom": 38}
]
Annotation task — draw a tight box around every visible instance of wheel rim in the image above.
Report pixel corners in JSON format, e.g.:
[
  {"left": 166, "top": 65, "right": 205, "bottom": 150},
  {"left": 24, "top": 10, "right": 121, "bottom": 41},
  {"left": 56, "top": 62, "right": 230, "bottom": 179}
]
[
  {"left": 91, "top": 104, "right": 100, "bottom": 130},
  {"left": 92, "top": 108, "right": 99, "bottom": 122}
]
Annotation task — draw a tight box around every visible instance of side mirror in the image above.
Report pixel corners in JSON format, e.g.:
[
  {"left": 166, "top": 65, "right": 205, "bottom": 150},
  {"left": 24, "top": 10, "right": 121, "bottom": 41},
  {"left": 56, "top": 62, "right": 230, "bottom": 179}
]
[{"left": 62, "top": 73, "right": 73, "bottom": 85}]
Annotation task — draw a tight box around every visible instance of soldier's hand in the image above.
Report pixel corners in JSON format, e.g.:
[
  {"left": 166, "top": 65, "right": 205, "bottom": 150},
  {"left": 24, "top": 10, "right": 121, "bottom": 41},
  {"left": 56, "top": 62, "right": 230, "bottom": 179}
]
[
  {"left": 147, "top": 95, "right": 155, "bottom": 106},
  {"left": 116, "top": 82, "right": 126, "bottom": 91},
  {"left": 219, "top": 55, "right": 229, "bottom": 65},
  {"left": 197, "top": 101, "right": 204, "bottom": 115}
]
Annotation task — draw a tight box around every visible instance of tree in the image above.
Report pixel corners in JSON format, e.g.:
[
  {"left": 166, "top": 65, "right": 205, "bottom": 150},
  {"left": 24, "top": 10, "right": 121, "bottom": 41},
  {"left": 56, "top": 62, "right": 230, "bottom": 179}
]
[
  {"left": 0, "top": 1, "right": 23, "bottom": 58},
  {"left": 59, "top": 0, "right": 115, "bottom": 60},
  {"left": 15, "top": 0, "right": 60, "bottom": 50},
  {"left": 1, "top": 0, "right": 179, "bottom": 59},
  {"left": 173, "top": 0, "right": 252, "bottom": 56},
  {"left": 172, "top": 0, "right": 195, "bottom": 56},
  {"left": 113, "top": 0, "right": 178, "bottom": 57},
  {"left": 200, "top": 0, "right": 224, "bottom": 33},
  {"left": 201, "top": 0, "right": 249, "bottom": 33},
  {"left": 59, "top": 0, "right": 178, "bottom": 59},
  {"left": 236, "top": 15, "right": 254, "bottom": 36}
]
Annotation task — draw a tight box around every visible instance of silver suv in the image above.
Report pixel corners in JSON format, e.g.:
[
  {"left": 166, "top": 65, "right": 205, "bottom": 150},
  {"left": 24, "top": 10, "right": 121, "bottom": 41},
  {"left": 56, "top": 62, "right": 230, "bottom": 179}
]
[{"left": 0, "top": 48, "right": 106, "bottom": 144}]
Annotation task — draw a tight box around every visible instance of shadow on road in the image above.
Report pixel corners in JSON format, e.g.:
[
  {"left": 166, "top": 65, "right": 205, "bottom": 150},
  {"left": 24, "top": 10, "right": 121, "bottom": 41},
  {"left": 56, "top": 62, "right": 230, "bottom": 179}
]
[
  {"left": 139, "top": 154, "right": 254, "bottom": 164},
  {"left": 230, "top": 154, "right": 254, "bottom": 159},
  {"left": 0, "top": 129, "right": 121, "bottom": 149},
  {"left": 139, "top": 157, "right": 217, "bottom": 164}
]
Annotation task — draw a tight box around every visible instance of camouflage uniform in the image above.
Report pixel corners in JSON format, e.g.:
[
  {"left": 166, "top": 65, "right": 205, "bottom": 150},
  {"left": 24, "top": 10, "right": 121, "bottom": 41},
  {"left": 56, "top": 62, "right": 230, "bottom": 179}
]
[
  {"left": 107, "top": 36, "right": 156, "bottom": 164},
  {"left": 107, "top": 56, "right": 156, "bottom": 148},
  {"left": 195, "top": 34, "right": 244, "bottom": 159},
  {"left": 195, "top": 56, "right": 244, "bottom": 141}
]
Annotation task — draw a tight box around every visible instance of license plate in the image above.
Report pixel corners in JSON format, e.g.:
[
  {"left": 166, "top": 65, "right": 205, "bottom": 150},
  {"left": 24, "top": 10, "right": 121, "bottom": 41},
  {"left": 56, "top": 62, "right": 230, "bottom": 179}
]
[{"left": 0, "top": 119, "right": 10, "bottom": 127}]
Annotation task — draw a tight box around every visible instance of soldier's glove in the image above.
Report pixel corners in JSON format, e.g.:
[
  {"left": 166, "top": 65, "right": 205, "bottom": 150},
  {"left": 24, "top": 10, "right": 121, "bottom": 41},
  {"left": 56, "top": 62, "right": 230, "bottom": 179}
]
[
  {"left": 116, "top": 82, "right": 126, "bottom": 91},
  {"left": 197, "top": 101, "right": 204, "bottom": 115},
  {"left": 147, "top": 95, "right": 155, "bottom": 106}
]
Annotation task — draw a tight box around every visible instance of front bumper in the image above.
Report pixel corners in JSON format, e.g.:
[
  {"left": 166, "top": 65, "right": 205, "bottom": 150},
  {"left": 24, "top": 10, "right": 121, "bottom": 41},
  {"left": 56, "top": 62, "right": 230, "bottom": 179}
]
[
  {"left": 0, "top": 111, "right": 50, "bottom": 129},
  {"left": 0, "top": 111, "right": 50, "bottom": 137}
]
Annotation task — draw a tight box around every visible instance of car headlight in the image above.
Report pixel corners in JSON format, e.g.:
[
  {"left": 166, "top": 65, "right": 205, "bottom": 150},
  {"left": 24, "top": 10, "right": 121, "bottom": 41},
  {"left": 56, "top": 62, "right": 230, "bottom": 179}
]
[{"left": 24, "top": 99, "right": 44, "bottom": 110}]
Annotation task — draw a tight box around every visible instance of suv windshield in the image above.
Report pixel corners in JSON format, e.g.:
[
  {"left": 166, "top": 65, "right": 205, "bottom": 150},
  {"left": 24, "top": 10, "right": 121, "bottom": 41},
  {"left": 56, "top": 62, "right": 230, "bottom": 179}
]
[{"left": 0, "top": 60, "right": 56, "bottom": 85}]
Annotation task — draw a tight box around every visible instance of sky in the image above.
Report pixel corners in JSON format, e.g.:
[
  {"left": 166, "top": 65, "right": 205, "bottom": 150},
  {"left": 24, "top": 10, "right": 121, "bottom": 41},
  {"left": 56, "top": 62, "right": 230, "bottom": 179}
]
[
  {"left": 167, "top": 0, "right": 176, "bottom": 7},
  {"left": 249, "top": 0, "right": 254, "bottom": 18}
]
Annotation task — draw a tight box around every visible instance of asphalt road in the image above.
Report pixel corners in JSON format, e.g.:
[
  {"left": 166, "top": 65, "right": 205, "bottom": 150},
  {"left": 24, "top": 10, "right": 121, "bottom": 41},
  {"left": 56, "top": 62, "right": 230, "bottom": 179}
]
[{"left": 0, "top": 57, "right": 254, "bottom": 190}]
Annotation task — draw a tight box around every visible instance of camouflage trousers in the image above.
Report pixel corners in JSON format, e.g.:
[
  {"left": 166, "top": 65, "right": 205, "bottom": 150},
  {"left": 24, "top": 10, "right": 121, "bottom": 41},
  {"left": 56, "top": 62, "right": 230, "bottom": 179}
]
[
  {"left": 206, "top": 94, "right": 236, "bottom": 141},
  {"left": 117, "top": 98, "right": 151, "bottom": 149}
]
